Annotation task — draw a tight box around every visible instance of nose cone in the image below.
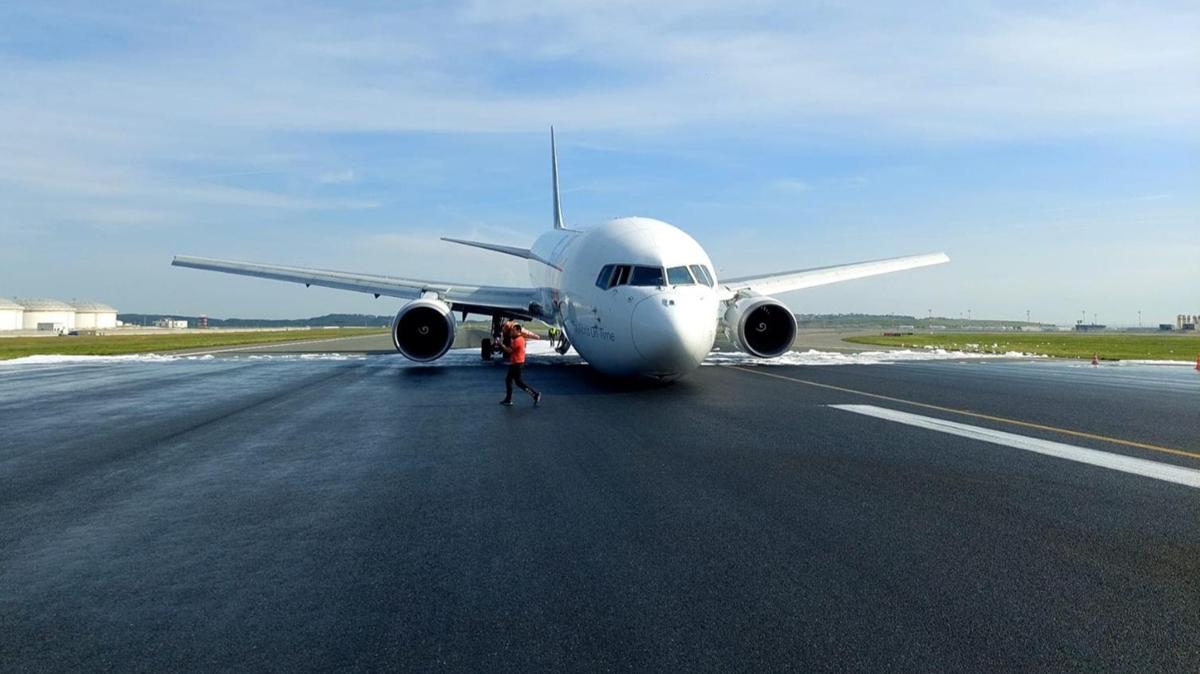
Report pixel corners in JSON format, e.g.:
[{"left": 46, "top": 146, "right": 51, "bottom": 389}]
[{"left": 631, "top": 293, "right": 714, "bottom": 377}]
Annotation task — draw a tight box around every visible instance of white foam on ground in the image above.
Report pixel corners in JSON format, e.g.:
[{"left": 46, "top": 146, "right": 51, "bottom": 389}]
[
  {"left": 0, "top": 343, "right": 1034, "bottom": 369},
  {"left": 243, "top": 353, "right": 367, "bottom": 362},
  {"left": 703, "top": 348, "right": 1033, "bottom": 366},
  {"left": 0, "top": 353, "right": 216, "bottom": 366},
  {"left": 0, "top": 352, "right": 383, "bottom": 366}
]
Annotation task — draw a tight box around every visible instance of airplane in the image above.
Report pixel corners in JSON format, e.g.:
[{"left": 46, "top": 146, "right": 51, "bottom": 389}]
[{"left": 173, "top": 129, "right": 948, "bottom": 379}]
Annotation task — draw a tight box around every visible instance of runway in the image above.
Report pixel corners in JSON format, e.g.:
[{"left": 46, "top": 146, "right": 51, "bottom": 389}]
[{"left": 2, "top": 343, "right": 1197, "bottom": 671}]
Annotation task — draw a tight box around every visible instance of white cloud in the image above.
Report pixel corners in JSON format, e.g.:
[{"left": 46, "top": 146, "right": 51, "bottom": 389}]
[
  {"left": 3, "top": 2, "right": 1196, "bottom": 140},
  {"left": 770, "top": 179, "right": 810, "bottom": 194},
  {"left": 318, "top": 170, "right": 356, "bottom": 184},
  {"left": 0, "top": 1, "right": 1195, "bottom": 319}
]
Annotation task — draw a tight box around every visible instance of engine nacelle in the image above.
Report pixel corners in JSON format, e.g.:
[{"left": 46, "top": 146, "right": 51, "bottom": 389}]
[
  {"left": 392, "top": 298, "right": 456, "bottom": 362},
  {"left": 723, "top": 296, "right": 797, "bottom": 358}
]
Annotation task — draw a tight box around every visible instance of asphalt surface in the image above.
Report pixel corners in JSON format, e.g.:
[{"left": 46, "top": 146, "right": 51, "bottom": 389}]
[{"left": 1, "top": 346, "right": 1197, "bottom": 672}]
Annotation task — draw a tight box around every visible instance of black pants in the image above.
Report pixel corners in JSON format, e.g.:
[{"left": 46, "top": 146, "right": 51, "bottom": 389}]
[{"left": 504, "top": 363, "right": 538, "bottom": 400}]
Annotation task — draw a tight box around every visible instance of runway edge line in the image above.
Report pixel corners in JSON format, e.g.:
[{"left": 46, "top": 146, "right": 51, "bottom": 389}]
[
  {"left": 728, "top": 365, "right": 1200, "bottom": 461},
  {"left": 830, "top": 404, "right": 1200, "bottom": 489}
]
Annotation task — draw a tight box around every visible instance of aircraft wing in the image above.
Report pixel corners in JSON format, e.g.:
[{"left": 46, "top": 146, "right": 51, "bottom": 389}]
[
  {"left": 720, "top": 252, "right": 949, "bottom": 298},
  {"left": 171, "top": 255, "right": 541, "bottom": 318}
]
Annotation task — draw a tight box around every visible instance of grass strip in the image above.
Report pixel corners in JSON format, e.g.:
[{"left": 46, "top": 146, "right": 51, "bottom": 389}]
[
  {"left": 0, "top": 328, "right": 388, "bottom": 360},
  {"left": 844, "top": 332, "right": 1200, "bottom": 362}
]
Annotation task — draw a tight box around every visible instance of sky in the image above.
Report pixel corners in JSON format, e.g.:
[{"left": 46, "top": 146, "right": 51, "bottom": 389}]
[{"left": 1, "top": 1, "right": 1196, "bottom": 325}]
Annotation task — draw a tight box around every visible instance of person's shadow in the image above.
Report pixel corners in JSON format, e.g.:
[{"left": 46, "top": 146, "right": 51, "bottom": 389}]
[{"left": 391, "top": 357, "right": 697, "bottom": 398}]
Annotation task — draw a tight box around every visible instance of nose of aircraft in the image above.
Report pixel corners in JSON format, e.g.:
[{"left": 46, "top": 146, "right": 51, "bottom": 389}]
[{"left": 631, "top": 292, "right": 715, "bottom": 376}]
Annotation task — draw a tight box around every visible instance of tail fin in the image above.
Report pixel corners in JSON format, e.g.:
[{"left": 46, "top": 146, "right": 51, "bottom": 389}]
[{"left": 551, "top": 126, "right": 565, "bottom": 230}]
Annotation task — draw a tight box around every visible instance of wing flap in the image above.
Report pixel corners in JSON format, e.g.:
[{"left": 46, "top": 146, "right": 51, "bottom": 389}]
[{"left": 721, "top": 252, "right": 949, "bottom": 297}]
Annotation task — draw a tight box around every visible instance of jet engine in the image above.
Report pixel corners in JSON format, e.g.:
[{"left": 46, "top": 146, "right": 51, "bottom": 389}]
[
  {"left": 392, "top": 298, "right": 456, "bottom": 362},
  {"left": 723, "top": 296, "right": 797, "bottom": 358}
]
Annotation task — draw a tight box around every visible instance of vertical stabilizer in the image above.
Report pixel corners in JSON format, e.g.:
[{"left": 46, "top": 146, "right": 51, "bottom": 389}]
[{"left": 551, "top": 126, "right": 565, "bottom": 230}]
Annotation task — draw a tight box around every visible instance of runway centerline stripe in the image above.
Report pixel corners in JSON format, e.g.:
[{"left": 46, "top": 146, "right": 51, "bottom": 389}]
[
  {"left": 728, "top": 366, "right": 1200, "bottom": 461},
  {"left": 829, "top": 404, "right": 1200, "bottom": 489}
]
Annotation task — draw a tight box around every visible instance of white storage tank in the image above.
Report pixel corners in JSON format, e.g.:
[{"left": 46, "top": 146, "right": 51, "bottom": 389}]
[
  {"left": 0, "top": 297, "right": 23, "bottom": 331},
  {"left": 72, "top": 301, "right": 119, "bottom": 329},
  {"left": 16, "top": 298, "right": 76, "bottom": 331}
]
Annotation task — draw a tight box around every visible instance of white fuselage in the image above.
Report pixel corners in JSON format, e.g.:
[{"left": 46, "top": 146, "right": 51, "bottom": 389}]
[{"left": 526, "top": 217, "right": 720, "bottom": 378}]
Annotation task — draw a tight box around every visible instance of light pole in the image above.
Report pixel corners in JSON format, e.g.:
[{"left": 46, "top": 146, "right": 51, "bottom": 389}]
[{"left": 1138, "top": 310, "right": 1142, "bottom": 328}]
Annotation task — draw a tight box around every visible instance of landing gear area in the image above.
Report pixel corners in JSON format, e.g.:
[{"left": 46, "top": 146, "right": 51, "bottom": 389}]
[
  {"left": 481, "top": 315, "right": 505, "bottom": 361},
  {"left": 549, "top": 326, "right": 571, "bottom": 355},
  {"left": 479, "top": 316, "right": 570, "bottom": 361}
]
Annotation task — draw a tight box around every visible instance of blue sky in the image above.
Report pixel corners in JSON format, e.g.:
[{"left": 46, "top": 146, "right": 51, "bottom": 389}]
[{"left": 1, "top": 1, "right": 1196, "bottom": 324}]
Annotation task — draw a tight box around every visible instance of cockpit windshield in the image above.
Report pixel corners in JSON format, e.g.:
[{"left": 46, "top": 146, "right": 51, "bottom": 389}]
[
  {"left": 598, "top": 263, "right": 713, "bottom": 289},
  {"left": 666, "top": 266, "right": 694, "bottom": 285},
  {"left": 689, "top": 264, "right": 714, "bottom": 287},
  {"left": 629, "top": 266, "right": 665, "bottom": 286}
]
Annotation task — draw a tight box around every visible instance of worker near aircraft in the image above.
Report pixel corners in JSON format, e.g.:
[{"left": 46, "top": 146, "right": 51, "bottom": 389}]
[
  {"left": 500, "top": 318, "right": 538, "bottom": 362},
  {"left": 499, "top": 322, "right": 542, "bottom": 406}
]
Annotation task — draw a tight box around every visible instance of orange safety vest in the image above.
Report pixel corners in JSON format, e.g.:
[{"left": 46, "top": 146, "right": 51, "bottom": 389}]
[{"left": 511, "top": 335, "right": 526, "bottom": 364}]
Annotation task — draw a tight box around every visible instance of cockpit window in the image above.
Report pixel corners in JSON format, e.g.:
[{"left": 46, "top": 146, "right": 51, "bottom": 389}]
[
  {"left": 595, "top": 264, "right": 615, "bottom": 289},
  {"left": 666, "top": 266, "right": 694, "bottom": 285},
  {"left": 598, "top": 264, "right": 633, "bottom": 289},
  {"left": 629, "top": 266, "right": 665, "bottom": 286},
  {"left": 601, "top": 264, "right": 679, "bottom": 288},
  {"left": 689, "top": 264, "right": 714, "bottom": 287}
]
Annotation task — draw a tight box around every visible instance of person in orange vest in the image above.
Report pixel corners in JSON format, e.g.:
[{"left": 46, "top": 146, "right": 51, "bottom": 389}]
[
  {"left": 499, "top": 322, "right": 542, "bottom": 406},
  {"left": 499, "top": 318, "right": 536, "bottom": 362},
  {"left": 502, "top": 318, "right": 538, "bottom": 340}
]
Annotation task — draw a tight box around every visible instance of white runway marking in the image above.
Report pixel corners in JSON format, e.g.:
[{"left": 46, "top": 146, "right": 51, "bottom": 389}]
[{"left": 829, "top": 404, "right": 1200, "bottom": 489}]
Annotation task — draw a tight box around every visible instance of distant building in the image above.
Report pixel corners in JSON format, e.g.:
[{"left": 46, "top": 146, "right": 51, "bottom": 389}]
[
  {"left": 154, "top": 318, "right": 189, "bottom": 329},
  {"left": 0, "top": 298, "right": 123, "bottom": 332},
  {"left": 197, "top": 315, "right": 209, "bottom": 329},
  {"left": 0, "top": 297, "right": 23, "bottom": 331},
  {"left": 15, "top": 298, "right": 76, "bottom": 331},
  {"left": 1159, "top": 324, "right": 1174, "bottom": 331},
  {"left": 71, "top": 301, "right": 119, "bottom": 329},
  {"left": 1074, "top": 323, "right": 1106, "bottom": 332},
  {"left": 1178, "top": 314, "right": 1199, "bottom": 330}
]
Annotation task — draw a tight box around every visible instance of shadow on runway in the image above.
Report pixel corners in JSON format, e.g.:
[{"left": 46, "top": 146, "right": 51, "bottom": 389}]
[
  {"left": 391, "top": 360, "right": 694, "bottom": 396},
  {"left": 554, "top": 366, "right": 683, "bottom": 393},
  {"left": 395, "top": 366, "right": 454, "bottom": 379}
]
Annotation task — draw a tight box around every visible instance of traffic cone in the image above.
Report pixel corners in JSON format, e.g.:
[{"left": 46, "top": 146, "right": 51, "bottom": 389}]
[{"left": 1091, "top": 353, "right": 1099, "bottom": 366}]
